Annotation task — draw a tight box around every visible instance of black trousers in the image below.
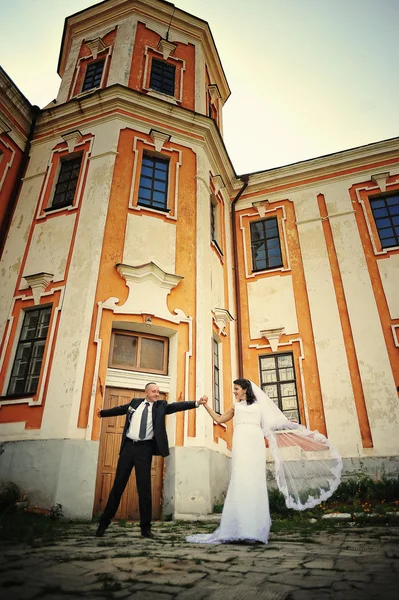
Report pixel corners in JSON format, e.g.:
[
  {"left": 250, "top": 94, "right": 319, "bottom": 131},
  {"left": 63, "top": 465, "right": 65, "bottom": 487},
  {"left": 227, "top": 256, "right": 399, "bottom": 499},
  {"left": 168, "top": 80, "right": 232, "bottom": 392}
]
[{"left": 100, "top": 439, "right": 153, "bottom": 531}]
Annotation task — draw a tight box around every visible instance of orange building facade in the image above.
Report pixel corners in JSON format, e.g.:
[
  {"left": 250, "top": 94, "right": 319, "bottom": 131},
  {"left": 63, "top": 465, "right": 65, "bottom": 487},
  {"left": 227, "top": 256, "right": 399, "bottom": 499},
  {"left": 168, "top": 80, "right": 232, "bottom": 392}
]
[{"left": 0, "top": 0, "right": 398, "bottom": 519}]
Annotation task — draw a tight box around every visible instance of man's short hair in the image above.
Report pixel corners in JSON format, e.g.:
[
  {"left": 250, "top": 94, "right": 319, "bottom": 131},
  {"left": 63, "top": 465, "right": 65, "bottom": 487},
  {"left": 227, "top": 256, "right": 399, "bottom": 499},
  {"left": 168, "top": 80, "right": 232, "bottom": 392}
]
[{"left": 145, "top": 382, "right": 158, "bottom": 390}]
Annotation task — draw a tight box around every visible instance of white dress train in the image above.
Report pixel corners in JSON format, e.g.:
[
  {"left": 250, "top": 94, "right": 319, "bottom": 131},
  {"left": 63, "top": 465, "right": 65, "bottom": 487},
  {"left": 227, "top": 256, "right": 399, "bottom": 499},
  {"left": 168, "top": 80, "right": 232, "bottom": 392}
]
[{"left": 186, "top": 401, "right": 271, "bottom": 544}]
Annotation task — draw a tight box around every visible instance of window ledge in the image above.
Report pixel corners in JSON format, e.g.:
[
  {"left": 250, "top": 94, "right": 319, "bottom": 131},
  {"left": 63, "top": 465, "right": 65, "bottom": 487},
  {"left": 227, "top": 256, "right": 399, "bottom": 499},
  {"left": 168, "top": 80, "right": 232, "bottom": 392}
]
[
  {"left": 137, "top": 203, "right": 171, "bottom": 214},
  {"left": 0, "top": 393, "right": 35, "bottom": 401},
  {"left": 211, "top": 239, "right": 224, "bottom": 257},
  {"left": 145, "top": 89, "right": 179, "bottom": 105},
  {"left": 74, "top": 87, "right": 100, "bottom": 99},
  {"left": 44, "top": 202, "right": 74, "bottom": 213}
]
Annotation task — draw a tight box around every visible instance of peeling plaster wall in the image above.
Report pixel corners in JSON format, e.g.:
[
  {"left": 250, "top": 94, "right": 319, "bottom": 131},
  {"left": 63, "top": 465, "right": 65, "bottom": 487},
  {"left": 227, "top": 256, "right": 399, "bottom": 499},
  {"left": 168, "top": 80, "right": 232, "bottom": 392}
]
[
  {"left": 123, "top": 213, "right": 176, "bottom": 273},
  {"left": 378, "top": 253, "right": 399, "bottom": 319},
  {"left": 164, "top": 446, "right": 231, "bottom": 518},
  {"left": 21, "top": 214, "right": 76, "bottom": 288},
  {"left": 323, "top": 181, "right": 399, "bottom": 455},
  {"left": 40, "top": 120, "right": 122, "bottom": 440},
  {"left": 0, "top": 140, "right": 55, "bottom": 341},
  {"left": 291, "top": 187, "right": 363, "bottom": 454},
  {"left": 247, "top": 274, "right": 298, "bottom": 340},
  {"left": 0, "top": 439, "right": 99, "bottom": 519}
]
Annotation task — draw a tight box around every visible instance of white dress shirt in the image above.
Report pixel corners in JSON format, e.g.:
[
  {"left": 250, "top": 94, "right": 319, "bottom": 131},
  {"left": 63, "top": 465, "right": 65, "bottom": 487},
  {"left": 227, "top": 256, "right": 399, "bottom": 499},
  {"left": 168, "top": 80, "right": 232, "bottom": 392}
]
[{"left": 127, "top": 401, "right": 154, "bottom": 441}]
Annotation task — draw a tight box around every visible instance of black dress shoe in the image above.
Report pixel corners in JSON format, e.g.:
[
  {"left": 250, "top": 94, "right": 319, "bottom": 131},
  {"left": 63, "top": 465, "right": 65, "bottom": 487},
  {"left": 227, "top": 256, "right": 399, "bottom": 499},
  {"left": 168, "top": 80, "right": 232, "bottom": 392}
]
[
  {"left": 141, "top": 530, "right": 154, "bottom": 539},
  {"left": 95, "top": 523, "right": 107, "bottom": 537}
]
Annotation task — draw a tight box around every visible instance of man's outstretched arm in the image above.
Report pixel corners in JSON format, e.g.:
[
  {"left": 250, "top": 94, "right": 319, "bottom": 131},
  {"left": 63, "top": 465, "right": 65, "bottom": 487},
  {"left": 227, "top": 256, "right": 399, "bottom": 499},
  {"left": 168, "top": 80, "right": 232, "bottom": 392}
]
[
  {"left": 97, "top": 403, "right": 131, "bottom": 418},
  {"left": 165, "top": 397, "right": 207, "bottom": 415}
]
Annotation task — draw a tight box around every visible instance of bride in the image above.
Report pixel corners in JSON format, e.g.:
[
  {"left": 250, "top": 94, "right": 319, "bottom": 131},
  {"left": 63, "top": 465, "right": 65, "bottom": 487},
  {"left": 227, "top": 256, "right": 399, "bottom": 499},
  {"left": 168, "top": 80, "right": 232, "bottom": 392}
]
[{"left": 186, "top": 379, "right": 342, "bottom": 545}]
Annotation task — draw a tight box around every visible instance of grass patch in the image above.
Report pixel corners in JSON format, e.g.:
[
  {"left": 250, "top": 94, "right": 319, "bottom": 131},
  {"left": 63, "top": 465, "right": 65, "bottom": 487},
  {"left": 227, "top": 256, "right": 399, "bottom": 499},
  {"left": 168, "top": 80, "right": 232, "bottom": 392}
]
[
  {"left": 0, "top": 511, "right": 70, "bottom": 545},
  {"left": 97, "top": 573, "right": 122, "bottom": 592}
]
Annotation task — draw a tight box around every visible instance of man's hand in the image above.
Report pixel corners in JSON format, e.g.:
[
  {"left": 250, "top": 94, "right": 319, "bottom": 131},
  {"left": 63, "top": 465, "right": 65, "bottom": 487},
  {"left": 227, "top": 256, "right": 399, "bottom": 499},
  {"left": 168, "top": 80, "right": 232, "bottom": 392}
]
[
  {"left": 198, "top": 396, "right": 208, "bottom": 406},
  {"left": 96, "top": 408, "right": 102, "bottom": 418}
]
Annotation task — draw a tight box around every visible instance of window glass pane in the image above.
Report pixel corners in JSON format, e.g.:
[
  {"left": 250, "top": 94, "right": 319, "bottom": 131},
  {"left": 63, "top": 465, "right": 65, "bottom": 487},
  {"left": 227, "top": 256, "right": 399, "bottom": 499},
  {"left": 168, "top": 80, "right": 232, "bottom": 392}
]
[
  {"left": 20, "top": 311, "right": 39, "bottom": 340},
  {"left": 381, "top": 237, "right": 396, "bottom": 247},
  {"left": 277, "top": 355, "right": 293, "bottom": 368},
  {"left": 266, "top": 227, "right": 278, "bottom": 239},
  {"left": 265, "top": 218, "right": 278, "bottom": 230},
  {"left": 266, "top": 238, "right": 279, "bottom": 249},
  {"left": 281, "top": 382, "right": 296, "bottom": 397},
  {"left": 279, "top": 368, "right": 294, "bottom": 381},
  {"left": 379, "top": 227, "right": 394, "bottom": 239},
  {"left": 10, "top": 342, "right": 31, "bottom": 377},
  {"left": 154, "top": 179, "right": 167, "bottom": 192},
  {"left": 261, "top": 357, "right": 275, "bottom": 370},
  {"left": 390, "top": 205, "right": 399, "bottom": 215},
  {"left": 153, "top": 191, "right": 166, "bottom": 203},
  {"left": 263, "top": 384, "right": 277, "bottom": 398},
  {"left": 140, "top": 176, "right": 152, "bottom": 188},
  {"left": 138, "top": 187, "right": 151, "bottom": 200},
  {"left": 8, "top": 307, "right": 52, "bottom": 396},
  {"left": 112, "top": 334, "right": 138, "bottom": 366},
  {"left": 373, "top": 207, "right": 388, "bottom": 218},
  {"left": 285, "top": 410, "right": 299, "bottom": 421},
  {"left": 140, "top": 338, "right": 164, "bottom": 371},
  {"left": 375, "top": 217, "right": 391, "bottom": 228},
  {"left": 386, "top": 195, "right": 399, "bottom": 206},
  {"left": 371, "top": 199, "right": 385, "bottom": 209},
  {"left": 269, "top": 256, "right": 282, "bottom": 267},
  {"left": 262, "top": 369, "right": 277, "bottom": 383},
  {"left": 282, "top": 396, "right": 298, "bottom": 411}
]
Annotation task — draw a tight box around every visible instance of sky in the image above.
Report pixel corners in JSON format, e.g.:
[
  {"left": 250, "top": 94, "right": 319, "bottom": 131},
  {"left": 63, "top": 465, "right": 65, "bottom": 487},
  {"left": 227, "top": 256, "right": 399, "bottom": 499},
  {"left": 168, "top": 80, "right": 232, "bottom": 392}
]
[{"left": 1, "top": 0, "right": 398, "bottom": 174}]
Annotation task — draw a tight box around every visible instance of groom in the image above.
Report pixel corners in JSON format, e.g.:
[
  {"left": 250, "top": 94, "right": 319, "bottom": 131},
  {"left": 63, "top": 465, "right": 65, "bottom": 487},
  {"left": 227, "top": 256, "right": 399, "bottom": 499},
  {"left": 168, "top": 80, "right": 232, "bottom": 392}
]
[{"left": 96, "top": 382, "right": 206, "bottom": 538}]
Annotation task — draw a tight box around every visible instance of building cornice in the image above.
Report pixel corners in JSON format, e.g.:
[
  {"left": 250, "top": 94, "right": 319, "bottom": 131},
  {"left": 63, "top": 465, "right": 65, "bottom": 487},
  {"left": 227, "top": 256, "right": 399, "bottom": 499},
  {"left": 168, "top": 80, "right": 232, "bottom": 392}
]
[
  {"left": 0, "top": 67, "right": 33, "bottom": 149},
  {"left": 33, "top": 83, "right": 237, "bottom": 192},
  {"left": 232, "top": 137, "right": 399, "bottom": 199},
  {"left": 33, "top": 84, "right": 399, "bottom": 200}
]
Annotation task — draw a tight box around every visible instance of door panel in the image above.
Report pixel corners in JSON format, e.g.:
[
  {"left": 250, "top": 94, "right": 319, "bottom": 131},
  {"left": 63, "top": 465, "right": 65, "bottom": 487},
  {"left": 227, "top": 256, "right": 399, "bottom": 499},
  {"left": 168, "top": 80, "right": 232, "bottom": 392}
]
[{"left": 94, "top": 387, "right": 165, "bottom": 521}]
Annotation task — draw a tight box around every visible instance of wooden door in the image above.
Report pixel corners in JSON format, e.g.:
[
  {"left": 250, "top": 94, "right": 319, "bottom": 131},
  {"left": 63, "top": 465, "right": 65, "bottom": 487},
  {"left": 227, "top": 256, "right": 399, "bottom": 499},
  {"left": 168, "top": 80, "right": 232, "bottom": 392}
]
[{"left": 94, "top": 387, "right": 165, "bottom": 521}]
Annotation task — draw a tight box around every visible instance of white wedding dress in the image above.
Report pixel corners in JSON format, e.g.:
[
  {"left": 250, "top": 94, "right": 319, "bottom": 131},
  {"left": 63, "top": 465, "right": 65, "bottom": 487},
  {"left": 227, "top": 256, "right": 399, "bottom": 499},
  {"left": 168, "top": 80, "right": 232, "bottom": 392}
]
[{"left": 186, "top": 401, "right": 271, "bottom": 544}]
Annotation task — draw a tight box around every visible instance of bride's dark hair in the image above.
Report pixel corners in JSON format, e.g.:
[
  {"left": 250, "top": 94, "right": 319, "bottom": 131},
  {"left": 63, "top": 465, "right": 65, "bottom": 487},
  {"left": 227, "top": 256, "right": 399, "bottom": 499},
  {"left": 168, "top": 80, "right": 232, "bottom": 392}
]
[{"left": 233, "top": 379, "right": 256, "bottom": 405}]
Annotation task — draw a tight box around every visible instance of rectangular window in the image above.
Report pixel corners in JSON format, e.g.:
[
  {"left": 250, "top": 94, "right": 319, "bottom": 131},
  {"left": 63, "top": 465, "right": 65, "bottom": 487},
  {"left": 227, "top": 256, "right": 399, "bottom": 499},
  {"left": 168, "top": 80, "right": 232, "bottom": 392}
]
[
  {"left": 150, "top": 59, "right": 176, "bottom": 96},
  {"left": 210, "top": 199, "right": 217, "bottom": 241},
  {"left": 109, "top": 331, "right": 168, "bottom": 375},
  {"left": 51, "top": 155, "right": 82, "bottom": 209},
  {"left": 259, "top": 353, "right": 300, "bottom": 422},
  {"left": 138, "top": 154, "right": 169, "bottom": 211},
  {"left": 82, "top": 60, "right": 105, "bottom": 92},
  {"left": 7, "top": 306, "right": 52, "bottom": 396},
  {"left": 213, "top": 338, "right": 221, "bottom": 414},
  {"left": 370, "top": 194, "right": 399, "bottom": 249},
  {"left": 250, "top": 217, "right": 283, "bottom": 271}
]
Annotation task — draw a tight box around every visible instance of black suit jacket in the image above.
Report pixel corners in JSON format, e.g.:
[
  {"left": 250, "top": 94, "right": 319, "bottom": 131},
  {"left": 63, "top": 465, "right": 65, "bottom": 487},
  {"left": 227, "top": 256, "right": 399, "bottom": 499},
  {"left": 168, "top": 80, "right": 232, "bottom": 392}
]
[{"left": 99, "top": 398, "right": 197, "bottom": 457}]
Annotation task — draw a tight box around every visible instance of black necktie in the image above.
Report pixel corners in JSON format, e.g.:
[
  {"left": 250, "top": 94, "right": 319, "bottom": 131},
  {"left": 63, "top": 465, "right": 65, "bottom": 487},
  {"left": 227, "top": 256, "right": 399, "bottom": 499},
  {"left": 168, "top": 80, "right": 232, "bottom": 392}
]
[{"left": 139, "top": 402, "right": 149, "bottom": 439}]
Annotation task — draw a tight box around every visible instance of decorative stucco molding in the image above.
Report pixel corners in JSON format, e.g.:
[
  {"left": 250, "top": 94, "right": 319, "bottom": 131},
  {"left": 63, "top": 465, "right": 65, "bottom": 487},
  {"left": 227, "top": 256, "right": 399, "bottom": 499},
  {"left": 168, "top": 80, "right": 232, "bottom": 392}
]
[
  {"left": 371, "top": 172, "right": 390, "bottom": 193},
  {"left": 103, "top": 262, "right": 183, "bottom": 321},
  {"left": 85, "top": 36, "right": 107, "bottom": 59},
  {"left": 211, "top": 174, "right": 225, "bottom": 195},
  {"left": 158, "top": 38, "right": 177, "bottom": 60},
  {"left": 252, "top": 199, "right": 269, "bottom": 218},
  {"left": 208, "top": 84, "right": 221, "bottom": 104},
  {"left": 149, "top": 129, "right": 171, "bottom": 152},
  {"left": 61, "top": 130, "right": 83, "bottom": 153},
  {"left": 212, "top": 307, "right": 234, "bottom": 336},
  {"left": 0, "top": 116, "right": 11, "bottom": 134},
  {"left": 23, "top": 272, "right": 54, "bottom": 305},
  {"left": 260, "top": 327, "right": 285, "bottom": 352}
]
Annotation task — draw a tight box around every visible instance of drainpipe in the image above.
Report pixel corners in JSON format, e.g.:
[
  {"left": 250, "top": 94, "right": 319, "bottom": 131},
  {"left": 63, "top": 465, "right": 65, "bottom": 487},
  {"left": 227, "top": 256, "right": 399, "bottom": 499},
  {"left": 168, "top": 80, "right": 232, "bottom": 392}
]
[
  {"left": 231, "top": 175, "right": 249, "bottom": 378},
  {"left": 0, "top": 105, "right": 40, "bottom": 259}
]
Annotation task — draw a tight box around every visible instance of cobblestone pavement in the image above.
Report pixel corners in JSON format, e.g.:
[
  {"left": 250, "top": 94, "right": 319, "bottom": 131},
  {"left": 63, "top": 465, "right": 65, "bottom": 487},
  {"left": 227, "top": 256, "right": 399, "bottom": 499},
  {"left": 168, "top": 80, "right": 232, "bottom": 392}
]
[{"left": 1, "top": 521, "right": 399, "bottom": 599}]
